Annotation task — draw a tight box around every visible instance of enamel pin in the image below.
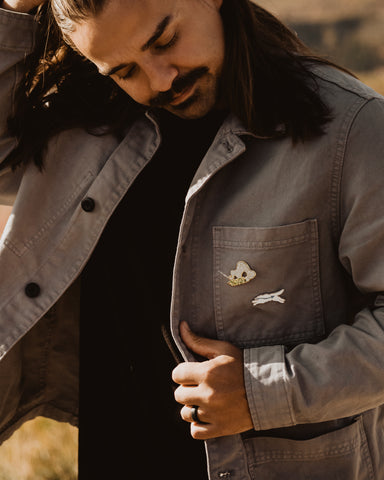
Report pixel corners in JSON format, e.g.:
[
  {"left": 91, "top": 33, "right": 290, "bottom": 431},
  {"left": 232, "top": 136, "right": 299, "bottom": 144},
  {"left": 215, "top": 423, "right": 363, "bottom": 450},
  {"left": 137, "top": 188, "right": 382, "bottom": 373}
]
[
  {"left": 220, "top": 261, "right": 257, "bottom": 287},
  {"left": 252, "top": 289, "right": 286, "bottom": 306}
]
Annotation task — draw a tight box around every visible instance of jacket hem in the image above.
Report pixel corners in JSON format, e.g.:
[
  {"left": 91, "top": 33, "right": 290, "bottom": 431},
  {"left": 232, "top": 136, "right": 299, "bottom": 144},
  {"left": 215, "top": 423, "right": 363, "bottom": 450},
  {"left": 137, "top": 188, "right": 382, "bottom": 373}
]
[{"left": 0, "top": 402, "right": 78, "bottom": 446}]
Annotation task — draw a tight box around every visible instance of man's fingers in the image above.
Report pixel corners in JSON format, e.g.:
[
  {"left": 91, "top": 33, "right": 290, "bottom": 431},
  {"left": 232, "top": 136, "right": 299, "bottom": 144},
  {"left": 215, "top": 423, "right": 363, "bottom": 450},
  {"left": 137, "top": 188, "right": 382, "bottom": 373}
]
[
  {"left": 2, "top": 0, "right": 45, "bottom": 13},
  {"left": 180, "top": 404, "right": 249, "bottom": 440},
  {"left": 174, "top": 384, "right": 201, "bottom": 406},
  {"left": 190, "top": 422, "right": 220, "bottom": 440},
  {"left": 179, "top": 321, "right": 234, "bottom": 359},
  {"left": 180, "top": 405, "right": 210, "bottom": 424},
  {"left": 172, "top": 361, "right": 203, "bottom": 385}
]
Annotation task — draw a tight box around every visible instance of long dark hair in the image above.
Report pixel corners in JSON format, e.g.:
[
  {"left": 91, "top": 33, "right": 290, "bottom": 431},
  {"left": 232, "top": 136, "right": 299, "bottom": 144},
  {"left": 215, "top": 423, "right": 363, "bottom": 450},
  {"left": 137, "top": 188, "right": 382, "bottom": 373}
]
[{"left": 3, "top": 0, "right": 342, "bottom": 170}]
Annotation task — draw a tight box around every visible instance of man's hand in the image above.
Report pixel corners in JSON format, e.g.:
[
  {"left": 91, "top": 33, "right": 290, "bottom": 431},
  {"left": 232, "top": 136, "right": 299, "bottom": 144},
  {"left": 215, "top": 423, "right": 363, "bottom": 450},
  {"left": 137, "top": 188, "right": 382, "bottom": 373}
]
[
  {"left": 2, "top": 0, "right": 44, "bottom": 13},
  {"left": 172, "top": 322, "right": 253, "bottom": 440}
]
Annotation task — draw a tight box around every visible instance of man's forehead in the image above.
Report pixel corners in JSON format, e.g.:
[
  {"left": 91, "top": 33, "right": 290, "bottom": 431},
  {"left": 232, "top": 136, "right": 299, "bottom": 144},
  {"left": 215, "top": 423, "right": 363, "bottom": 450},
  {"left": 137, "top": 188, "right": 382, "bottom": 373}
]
[
  {"left": 70, "top": 0, "right": 178, "bottom": 64},
  {"left": 108, "top": 0, "right": 177, "bottom": 21}
]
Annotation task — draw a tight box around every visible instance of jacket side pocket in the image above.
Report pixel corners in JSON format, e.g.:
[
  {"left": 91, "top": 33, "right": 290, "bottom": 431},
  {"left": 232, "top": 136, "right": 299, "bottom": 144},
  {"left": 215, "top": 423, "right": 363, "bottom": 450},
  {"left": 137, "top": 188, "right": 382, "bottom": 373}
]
[{"left": 243, "top": 416, "right": 374, "bottom": 480}]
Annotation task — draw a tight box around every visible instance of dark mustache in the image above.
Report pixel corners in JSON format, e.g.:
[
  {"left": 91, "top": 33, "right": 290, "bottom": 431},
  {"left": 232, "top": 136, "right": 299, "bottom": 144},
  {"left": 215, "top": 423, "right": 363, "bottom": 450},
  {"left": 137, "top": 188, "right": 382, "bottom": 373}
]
[{"left": 149, "top": 66, "right": 209, "bottom": 108}]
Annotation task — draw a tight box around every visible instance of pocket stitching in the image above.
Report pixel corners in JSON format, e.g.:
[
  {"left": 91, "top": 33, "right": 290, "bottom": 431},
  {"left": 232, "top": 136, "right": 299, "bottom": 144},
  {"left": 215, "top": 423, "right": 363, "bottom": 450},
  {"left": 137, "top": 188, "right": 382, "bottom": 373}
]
[
  {"left": 246, "top": 417, "right": 369, "bottom": 467},
  {"left": 250, "top": 436, "right": 360, "bottom": 463},
  {"left": 358, "top": 416, "right": 375, "bottom": 480},
  {"left": 214, "top": 233, "right": 311, "bottom": 249}
]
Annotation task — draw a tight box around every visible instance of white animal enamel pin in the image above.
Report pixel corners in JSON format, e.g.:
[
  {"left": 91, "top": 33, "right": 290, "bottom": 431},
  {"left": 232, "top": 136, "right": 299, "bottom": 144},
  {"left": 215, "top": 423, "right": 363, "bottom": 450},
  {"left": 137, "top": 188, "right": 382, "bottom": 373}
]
[
  {"left": 252, "top": 289, "right": 286, "bottom": 306},
  {"left": 220, "top": 261, "right": 257, "bottom": 287}
]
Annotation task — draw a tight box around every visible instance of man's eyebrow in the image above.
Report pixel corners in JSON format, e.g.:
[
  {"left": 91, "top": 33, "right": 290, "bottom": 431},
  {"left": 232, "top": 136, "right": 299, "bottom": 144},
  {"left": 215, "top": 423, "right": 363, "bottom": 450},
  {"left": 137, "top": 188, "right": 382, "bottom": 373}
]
[
  {"left": 100, "top": 63, "right": 129, "bottom": 77},
  {"left": 141, "top": 15, "right": 172, "bottom": 51},
  {"left": 99, "top": 15, "right": 173, "bottom": 77}
]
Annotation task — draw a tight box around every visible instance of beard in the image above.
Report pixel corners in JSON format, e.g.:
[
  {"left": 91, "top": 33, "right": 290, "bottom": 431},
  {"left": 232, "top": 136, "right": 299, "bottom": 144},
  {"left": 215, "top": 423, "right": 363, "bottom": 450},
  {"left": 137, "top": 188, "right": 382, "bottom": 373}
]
[{"left": 150, "top": 66, "right": 223, "bottom": 119}]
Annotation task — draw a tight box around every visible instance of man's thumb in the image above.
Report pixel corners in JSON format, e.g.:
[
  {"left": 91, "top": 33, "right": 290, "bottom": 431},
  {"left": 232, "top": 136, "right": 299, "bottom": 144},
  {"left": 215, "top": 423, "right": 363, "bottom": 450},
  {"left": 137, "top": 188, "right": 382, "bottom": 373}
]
[{"left": 179, "top": 321, "right": 228, "bottom": 359}]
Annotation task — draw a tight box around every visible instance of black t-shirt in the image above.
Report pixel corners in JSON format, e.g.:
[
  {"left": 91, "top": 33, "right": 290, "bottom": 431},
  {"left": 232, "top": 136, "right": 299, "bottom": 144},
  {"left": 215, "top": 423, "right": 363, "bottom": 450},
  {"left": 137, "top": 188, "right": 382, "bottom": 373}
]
[{"left": 79, "top": 109, "right": 225, "bottom": 479}]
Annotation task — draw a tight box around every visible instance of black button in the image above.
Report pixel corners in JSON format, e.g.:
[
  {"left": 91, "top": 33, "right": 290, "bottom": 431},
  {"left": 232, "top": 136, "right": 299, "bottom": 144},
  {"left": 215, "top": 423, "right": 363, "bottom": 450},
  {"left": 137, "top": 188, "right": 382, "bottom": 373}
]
[
  {"left": 25, "top": 282, "right": 41, "bottom": 298},
  {"left": 81, "top": 197, "right": 95, "bottom": 212}
]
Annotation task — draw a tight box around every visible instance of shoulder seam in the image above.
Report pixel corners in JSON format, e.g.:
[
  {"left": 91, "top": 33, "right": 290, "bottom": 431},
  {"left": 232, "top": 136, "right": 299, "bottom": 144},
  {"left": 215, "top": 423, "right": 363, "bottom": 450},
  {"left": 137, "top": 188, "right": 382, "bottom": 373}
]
[
  {"left": 312, "top": 66, "right": 381, "bottom": 102},
  {"left": 330, "top": 97, "right": 375, "bottom": 243}
]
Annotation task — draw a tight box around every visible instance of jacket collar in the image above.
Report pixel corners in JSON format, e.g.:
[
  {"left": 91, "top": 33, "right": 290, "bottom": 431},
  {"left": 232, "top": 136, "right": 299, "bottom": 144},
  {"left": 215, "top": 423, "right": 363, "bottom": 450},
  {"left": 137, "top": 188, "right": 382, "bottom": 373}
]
[{"left": 144, "top": 109, "right": 250, "bottom": 201}]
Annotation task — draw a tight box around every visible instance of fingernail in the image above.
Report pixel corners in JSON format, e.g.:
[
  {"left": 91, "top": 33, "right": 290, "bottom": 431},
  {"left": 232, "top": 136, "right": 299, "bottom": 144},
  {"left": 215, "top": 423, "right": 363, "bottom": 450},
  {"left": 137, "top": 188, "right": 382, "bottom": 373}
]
[{"left": 181, "top": 321, "right": 191, "bottom": 332}]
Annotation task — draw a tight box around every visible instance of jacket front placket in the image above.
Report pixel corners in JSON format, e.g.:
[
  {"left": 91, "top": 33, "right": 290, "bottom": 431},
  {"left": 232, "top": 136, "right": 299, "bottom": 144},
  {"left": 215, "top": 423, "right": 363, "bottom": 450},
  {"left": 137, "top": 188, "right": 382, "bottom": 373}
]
[
  {"left": 0, "top": 115, "right": 161, "bottom": 362},
  {"left": 169, "top": 119, "right": 254, "bottom": 480}
]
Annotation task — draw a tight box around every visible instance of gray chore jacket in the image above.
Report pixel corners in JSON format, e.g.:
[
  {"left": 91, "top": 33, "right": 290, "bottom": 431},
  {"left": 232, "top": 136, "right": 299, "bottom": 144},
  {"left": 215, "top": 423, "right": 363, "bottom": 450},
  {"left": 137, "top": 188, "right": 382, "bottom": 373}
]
[{"left": 1, "top": 7, "right": 384, "bottom": 480}]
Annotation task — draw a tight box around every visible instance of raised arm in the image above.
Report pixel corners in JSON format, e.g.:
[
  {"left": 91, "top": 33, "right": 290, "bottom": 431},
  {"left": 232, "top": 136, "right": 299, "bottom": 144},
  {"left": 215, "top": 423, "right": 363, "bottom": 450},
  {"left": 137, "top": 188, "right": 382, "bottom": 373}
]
[{"left": 0, "top": 1, "right": 39, "bottom": 203}]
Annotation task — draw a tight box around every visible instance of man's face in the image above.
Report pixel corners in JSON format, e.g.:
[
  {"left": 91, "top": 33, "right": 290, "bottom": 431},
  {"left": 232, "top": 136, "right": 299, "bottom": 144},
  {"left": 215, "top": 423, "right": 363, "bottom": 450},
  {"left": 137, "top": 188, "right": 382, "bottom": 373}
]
[{"left": 69, "top": 0, "right": 225, "bottom": 119}]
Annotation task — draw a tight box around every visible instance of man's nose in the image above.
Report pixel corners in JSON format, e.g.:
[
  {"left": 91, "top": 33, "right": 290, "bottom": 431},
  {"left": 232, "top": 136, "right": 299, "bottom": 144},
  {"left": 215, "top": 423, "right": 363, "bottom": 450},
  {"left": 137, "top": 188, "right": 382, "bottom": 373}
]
[{"left": 145, "top": 60, "right": 179, "bottom": 94}]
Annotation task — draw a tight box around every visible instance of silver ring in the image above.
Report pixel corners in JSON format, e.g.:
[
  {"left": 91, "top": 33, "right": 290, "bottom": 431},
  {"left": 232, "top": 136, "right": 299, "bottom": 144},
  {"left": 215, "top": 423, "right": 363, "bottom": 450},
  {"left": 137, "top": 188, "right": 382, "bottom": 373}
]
[{"left": 191, "top": 405, "right": 200, "bottom": 423}]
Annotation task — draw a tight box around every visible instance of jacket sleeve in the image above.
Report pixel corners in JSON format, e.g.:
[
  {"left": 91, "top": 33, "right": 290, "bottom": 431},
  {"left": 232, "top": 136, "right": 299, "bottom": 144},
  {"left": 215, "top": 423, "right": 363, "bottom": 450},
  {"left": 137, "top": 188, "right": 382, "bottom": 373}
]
[
  {"left": 0, "top": 7, "right": 35, "bottom": 205},
  {"left": 243, "top": 96, "right": 384, "bottom": 431}
]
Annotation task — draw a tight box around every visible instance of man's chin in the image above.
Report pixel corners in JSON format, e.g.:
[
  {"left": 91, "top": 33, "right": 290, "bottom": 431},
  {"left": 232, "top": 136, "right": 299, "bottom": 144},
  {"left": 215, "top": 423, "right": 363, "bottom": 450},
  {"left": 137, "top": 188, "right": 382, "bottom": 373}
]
[{"left": 164, "top": 93, "right": 216, "bottom": 120}]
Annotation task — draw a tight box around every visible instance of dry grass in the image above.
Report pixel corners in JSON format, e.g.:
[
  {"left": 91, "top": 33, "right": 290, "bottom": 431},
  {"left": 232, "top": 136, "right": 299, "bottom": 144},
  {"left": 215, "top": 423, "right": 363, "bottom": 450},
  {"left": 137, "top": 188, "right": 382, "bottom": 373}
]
[{"left": 0, "top": 418, "right": 78, "bottom": 480}]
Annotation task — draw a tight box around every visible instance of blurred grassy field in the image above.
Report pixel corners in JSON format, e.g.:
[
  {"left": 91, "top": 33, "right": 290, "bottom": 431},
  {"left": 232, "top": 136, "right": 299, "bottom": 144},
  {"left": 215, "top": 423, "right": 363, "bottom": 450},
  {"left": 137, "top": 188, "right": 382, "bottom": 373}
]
[
  {"left": 359, "top": 68, "right": 384, "bottom": 96},
  {"left": 259, "top": 0, "right": 384, "bottom": 94},
  {"left": 0, "top": 418, "right": 78, "bottom": 480},
  {"left": 259, "top": 0, "right": 384, "bottom": 22},
  {"left": 0, "top": 1, "right": 383, "bottom": 478}
]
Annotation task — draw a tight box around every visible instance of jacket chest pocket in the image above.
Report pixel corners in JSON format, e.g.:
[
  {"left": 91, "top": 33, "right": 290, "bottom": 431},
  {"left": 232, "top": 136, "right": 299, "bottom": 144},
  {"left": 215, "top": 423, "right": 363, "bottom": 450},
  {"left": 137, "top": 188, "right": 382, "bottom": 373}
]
[{"left": 212, "top": 219, "right": 324, "bottom": 347}]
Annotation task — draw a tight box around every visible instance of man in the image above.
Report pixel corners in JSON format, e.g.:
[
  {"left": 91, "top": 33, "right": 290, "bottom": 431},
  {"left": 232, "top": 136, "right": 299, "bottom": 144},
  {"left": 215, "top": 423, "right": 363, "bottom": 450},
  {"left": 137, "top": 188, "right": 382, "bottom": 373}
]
[{"left": 0, "top": 0, "right": 384, "bottom": 479}]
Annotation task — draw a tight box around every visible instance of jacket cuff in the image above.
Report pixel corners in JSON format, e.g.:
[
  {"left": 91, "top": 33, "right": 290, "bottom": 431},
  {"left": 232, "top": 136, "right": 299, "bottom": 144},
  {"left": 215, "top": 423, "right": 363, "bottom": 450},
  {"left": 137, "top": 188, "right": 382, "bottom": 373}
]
[
  {"left": 0, "top": 6, "right": 36, "bottom": 51},
  {"left": 243, "top": 345, "right": 295, "bottom": 431}
]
